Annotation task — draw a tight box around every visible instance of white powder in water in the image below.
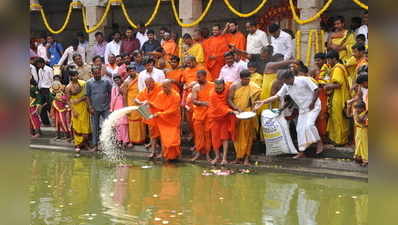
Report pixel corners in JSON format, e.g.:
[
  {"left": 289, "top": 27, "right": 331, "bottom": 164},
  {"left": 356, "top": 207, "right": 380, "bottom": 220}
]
[{"left": 99, "top": 106, "right": 138, "bottom": 163}]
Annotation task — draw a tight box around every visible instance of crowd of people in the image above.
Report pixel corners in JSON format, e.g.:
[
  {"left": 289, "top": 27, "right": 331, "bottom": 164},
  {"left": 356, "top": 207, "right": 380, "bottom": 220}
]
[{"left": 29, "top": 11, "right": 368, "bottom": 166}]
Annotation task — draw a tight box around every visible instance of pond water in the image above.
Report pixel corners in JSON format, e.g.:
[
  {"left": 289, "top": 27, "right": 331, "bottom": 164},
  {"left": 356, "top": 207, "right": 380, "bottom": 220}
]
[{"left": 30, "top": 150, "right": 367, "bottom": 225}]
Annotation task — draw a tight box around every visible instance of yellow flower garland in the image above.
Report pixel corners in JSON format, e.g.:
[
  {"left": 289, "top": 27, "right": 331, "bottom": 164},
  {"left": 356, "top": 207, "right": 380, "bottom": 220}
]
[
  {"left": 289, "top": 0, "right": 333, "bottom": 25},
  {"left": 170, "top": 0, "right": 213, "bottom": 28},
  {"left": 352, "top": 0, "right": 368, "bottom": 10},
  {"left": 305, "top": 30, "right": 314, "bottom": 66},
  {"left": 223, "top": 0, "right": 268, "bottom": 17},
  {"left": 82, "top": 0, "right": 114, "bottom": 33},
  {"left": 33, "top": 0, "right": 367, "bottom": 34},
  {"left": 295, "top": 30, "right": 301, "bottom": 60},
  {"left": 120, "top": 0, "right": 161, "bottom": 28},
  {"left": 37, "top": 2, "right": 74, "bottom": 34}
]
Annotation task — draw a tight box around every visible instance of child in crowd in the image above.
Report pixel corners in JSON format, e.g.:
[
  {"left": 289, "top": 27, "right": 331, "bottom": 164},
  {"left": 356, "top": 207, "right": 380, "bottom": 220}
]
[
  {"left": 29, "top": 84, "right": 42, "bottom": 138},
  {"left": 110, "top": 75, "right": 129, "bottom": 149},
  {"left": 353, "top": 101, "right": 368, "bottom": 166},
  {"left": 248, "top": 62, "right": 262, "bottom": 87}
]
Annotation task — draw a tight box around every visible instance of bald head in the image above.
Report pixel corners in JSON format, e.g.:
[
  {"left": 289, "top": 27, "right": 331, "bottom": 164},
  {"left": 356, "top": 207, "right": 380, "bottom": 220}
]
[
  {"left": 184, "top": 55, "right": 197, "bottom": 68},
  {"left": 145, "top": 77, "right": 155, "bottom": 90},
  {"left": 162, "top": 79, "right": 173, "bottom": 94},
  {"left": 214, "top": 79, "right": 225, "bottom": 94}
]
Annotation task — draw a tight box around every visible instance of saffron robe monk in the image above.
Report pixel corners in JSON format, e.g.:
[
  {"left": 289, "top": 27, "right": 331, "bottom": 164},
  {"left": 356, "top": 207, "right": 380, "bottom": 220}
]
[
  {"left": 223, "top": 22, "right": 246, "bottom": 51},
  {"left": 208, "top": 79, "right": 237, "bottom": 165},
  {"left": 166, "top": 55, "right": 184, "bottom": 93},
  {"left": 150, "top": 79, "right": 182, "bottom": 161},
  {"left": 120, "top": 65, "right": 146, "bottom": 147},
  {"left": 181, "top": 56, "right": 211, "bottom": 141},
  {"left": 205, "top": 25, "right": 229, "bottom": 81},
  {"left": 228, "top": 70, "right": 261, "bottom": 165},
  {"left": 65, "top": 70, "right": 91, "bottom": 153},
  {"left": 161, "top": 32, "right": 178, "bottom": 62},
  {"left": 190, "top": 70, "right": 214, "bottom": 162},
  {"left": 135, "top": 78, "right": 162, "bottom": 158}
]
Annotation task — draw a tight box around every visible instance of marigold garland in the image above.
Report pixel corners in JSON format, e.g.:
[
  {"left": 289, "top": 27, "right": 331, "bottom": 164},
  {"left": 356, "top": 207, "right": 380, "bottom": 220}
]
[
  {"left": 170, "top": 0, "right": 213, "bottom": 28},
  {"left": 223, "top": 0, "right": 268, "bottom": 17},
  {"left": 32, "top": 0, "right": 367, "bottom": 34},
  {"left": 120, "top": 0, "right": 161, "bottom": 28},
  {"left": 352, "top": 0, "right": 368, "bottom": 10},
  {"left": 295, "top": 30, "right": 301, "bottom": 60},
  {"left": 36, "top": 2, "right": 74, "bottom": 34},
  {"left": 289, "top": 0, "right": 333, "bottom": 25},
  {"left": 305, "top": 30, "right": 314, "bottom": 66}
]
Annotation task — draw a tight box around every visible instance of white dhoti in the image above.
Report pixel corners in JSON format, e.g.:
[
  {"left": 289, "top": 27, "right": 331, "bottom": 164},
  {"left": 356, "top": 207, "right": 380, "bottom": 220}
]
[{"left": 296, "top": 99, "right": 321, "bottom": 151}]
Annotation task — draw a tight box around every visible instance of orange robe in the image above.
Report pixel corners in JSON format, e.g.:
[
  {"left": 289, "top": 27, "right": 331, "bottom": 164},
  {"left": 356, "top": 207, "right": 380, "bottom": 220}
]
[
  {"left": 126, "top": 78, "right": 146, "bottom": 143},
  {"left": 136, "top": 83, "right": 162, "bottom": 138},
  {"left": 192, "top": 82, "right": 214, "bottom": 154},
  {"left": 150, "top": 90, "right": 182, "bottom": 160},
  {"left": 204, "top": 35, "right": 229, "bottom": 81},
  {"left": 166, "top": 68, "right": 183, "bottom": 94},
  {"left": 224, "top": 32, "right": 246, "bottom": 51},
  {"left": 161, "top": 39, "right": 178, "bottom": 61},
  {"left": 208, "top": 85, "right": 236, "bottom": 150}
]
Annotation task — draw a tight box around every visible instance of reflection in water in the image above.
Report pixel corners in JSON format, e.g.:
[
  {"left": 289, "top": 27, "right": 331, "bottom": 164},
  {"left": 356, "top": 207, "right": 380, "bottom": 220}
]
[{"left": 30, "top": 151, "right": 368, "bottom": 225}]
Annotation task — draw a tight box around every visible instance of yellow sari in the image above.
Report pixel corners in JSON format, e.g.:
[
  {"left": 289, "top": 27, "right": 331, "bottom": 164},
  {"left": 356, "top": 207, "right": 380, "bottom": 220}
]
[
  {"left": 330, "top": 30, "right": 356, "bottom": 63},
  {"left": 233, "top": 83, "right": 261, "bottom": 159},
  {"left": 344, "top": 56, "right": 358, "bottom": 89},
  {"left": 70, "top": 80, "right": 91, "bottom": 146},
  {"left": 354, "top": 111, "right": 368, "bottom": 161},
  {"left": 180, "top": 42, "right": 205, "bottom": 65},
  {"left": 126, "top": 78, "right": 146, "bottom": 143},
  {"left": 327, "top": 64, "right": 350, "bottom": 145},
  {"left": 260, "top": 73, "right": 280, "bottom": 110}
]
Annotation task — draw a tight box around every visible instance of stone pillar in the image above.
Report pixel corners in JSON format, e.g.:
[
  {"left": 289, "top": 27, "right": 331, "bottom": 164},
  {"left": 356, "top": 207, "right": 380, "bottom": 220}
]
[
  {"left": 179, "top": 0, "right": 203, "bottom": 35},
  {"left": 82, "top": 0, "right": 107, "bottom": 62},
  {"left": 297, "top": 0, "right": 322, "bottom": 64}
]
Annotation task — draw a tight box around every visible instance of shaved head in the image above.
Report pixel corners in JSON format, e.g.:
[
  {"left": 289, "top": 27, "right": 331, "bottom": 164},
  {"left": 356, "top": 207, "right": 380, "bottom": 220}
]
[
  {"left": 144, "top": 77, "right": 155, "bottom": 90},
  {"left": 162, "top": 79, "right": 173, "bottom": 94}
]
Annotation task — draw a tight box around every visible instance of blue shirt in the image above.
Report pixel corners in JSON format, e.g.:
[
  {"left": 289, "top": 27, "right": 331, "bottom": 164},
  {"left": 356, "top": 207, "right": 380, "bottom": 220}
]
[
  {"left": 129, "top": 61, "right": 145, "bottom": 73},
  {"left": 141, "top": 40, "right": 161, "bottom": 53},
  {"left": 86, "top": 78, "right": 112, "bottom": 111},
  {"left": 48, "top": 42, "right": 63, "bottom": 66}
]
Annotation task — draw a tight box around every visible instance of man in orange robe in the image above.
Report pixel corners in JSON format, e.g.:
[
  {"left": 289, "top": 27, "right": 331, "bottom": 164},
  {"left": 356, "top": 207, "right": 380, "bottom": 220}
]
[
  {"left": 135, "top": 77, "right": 162, "bottom": 158},
  {"left": 161, "top": 32, "right": 178, "bottom": 62},
  {"left": 121, "top": 66, "right": 146, "bottom": 147},
  {"left": 204, "top": 24, "right": 229, "bottom": 81},
  {"left": 190, "top": 70, "right": 214, "bottom": 162},
  {"left": 150, "top": 79, "right": 182, "bottom": 161},
  {"left": 166, "top": 55, "right": 183, "bottom": 94},
  {"left": 181, "top": 56, "right": 211, "bottom": 142},
  {"left": 223, "top": 21, "right": 246, "bottom": 51},
  {"left": 208, "top": 79, "right": 237, "bottom": 165}
]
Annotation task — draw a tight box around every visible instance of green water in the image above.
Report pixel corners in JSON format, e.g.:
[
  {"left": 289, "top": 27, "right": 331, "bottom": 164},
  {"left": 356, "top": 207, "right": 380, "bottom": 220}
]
[{"left": 30, "top": 150, "right": 368, "bottom": 225}]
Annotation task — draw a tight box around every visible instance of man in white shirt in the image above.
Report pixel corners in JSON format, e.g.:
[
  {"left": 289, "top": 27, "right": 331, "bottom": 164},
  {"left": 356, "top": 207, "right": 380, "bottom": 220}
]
[
  {"left": 34, "top": 57, "right": 54, "bottom": 126},
  {"left": 245, "top": 21, "right": 269, "bottom": 55},
  {"left": 269, "top": 24, "right": 293, "bottom": 60},
  {"left": 136, "top": 22, "right": 149, "bottom": 49},
  {"left": 218, "top": 51, "right": 245, "bottom": 83},
  {"left": 57, "top": 39, "right": 86, "bottom": 65},
  {"left": 104, "top": 31, "right": 121, "bottom": 64},
  {"left": 356, "top": 11, "right": 368, "bottom": 45},
  {"left": 138, "top": 57, "right": 165, "bottom": 91},
  {"left": 255, "top": 70, "right": 323, "bottom": 158},
  {"left": 36, "top": 36, "right": 49, "bottom": 63}
]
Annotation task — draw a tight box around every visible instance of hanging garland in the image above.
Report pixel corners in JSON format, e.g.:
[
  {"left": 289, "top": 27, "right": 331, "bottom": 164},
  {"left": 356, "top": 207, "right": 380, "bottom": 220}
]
[
  {"left": 34, "top": 2, "right": 75, "bottom": 34},
  {"left": 223, "top": 0, "right": 268, "bottom": 17},
  {"left": 352, "top": 0, "right": 368, "bottom": 10},
  {"left": 295, "top": 30, "right": 301, "bottom": 60},
  {"left": 289, "top": 0, "right": 333, "bottom": 25},
  {"left": 120, "top": 0, "right": 162, "bottom": 28},
  {"left": 33, "top": 0, "right": 367, "bottom": 34},
  {"left": 82, "top": 0, "right": 113, "bottom": 33},
  {"left": 170, "top": 0, "right": 214, "bottom": 28},
  {"left": 305, "top": 30, "right": 314, "bottom": 66}
]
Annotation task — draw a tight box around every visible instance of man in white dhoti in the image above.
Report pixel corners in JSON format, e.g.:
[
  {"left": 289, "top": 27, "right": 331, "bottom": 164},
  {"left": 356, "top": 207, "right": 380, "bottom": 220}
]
[{"left": 255, "top": 70, "right": 323, "bottom": 158}]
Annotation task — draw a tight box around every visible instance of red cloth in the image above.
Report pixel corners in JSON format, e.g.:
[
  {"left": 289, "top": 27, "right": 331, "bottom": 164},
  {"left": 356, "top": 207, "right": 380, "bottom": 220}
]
[{"left": 120, "top": 38, "right": 140, "bottom": 55}]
